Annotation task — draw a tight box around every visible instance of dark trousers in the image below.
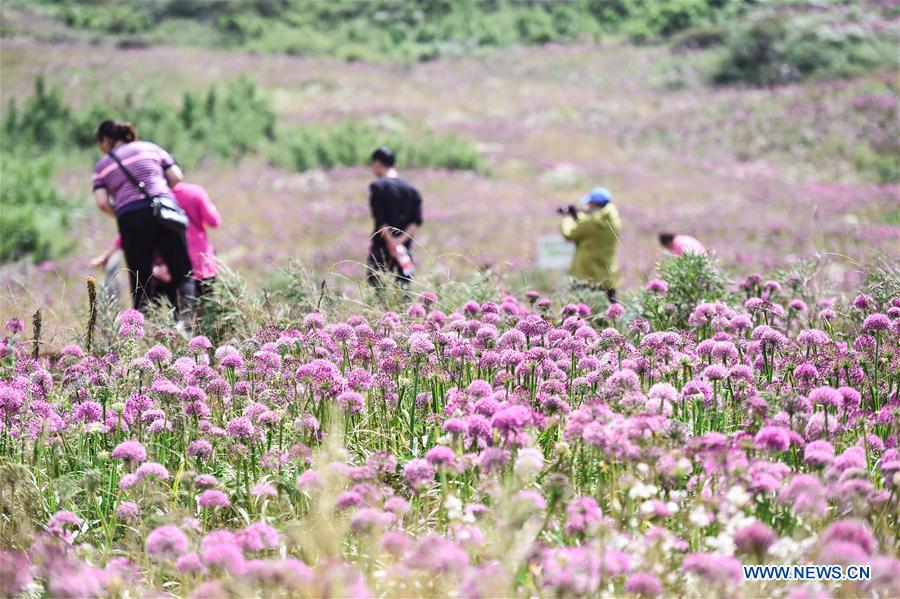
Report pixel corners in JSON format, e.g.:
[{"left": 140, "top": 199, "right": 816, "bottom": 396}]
[
  {"left": 367, "top": 251, "right": 411, "bottom": 288},
  {"left": 117, "top": 207, "right": 195, "bottom": 312}
]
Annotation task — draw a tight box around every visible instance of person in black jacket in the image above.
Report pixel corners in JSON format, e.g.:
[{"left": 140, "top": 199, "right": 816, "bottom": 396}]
[{"left": 367, "top": 147, "right": 423, "bottom": 287}]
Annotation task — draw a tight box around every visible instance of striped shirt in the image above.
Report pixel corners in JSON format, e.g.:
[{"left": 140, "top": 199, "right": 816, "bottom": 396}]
[{"left": 92, "top": 141, "right": 177, "bottom": 215}]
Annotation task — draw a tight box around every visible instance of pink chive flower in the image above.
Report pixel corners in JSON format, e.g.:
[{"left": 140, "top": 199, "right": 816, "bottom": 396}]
[
  {"left": 119, "top": 473, "right": 140, "bottom": 490},
  {"left": 239, "top": 522, "right": 280, "bottom": 552},
  {"left": 863, "top": 313, "right": 890, "bottom": 331},
  {"left": 115, "top": 501, "right": 141, "bottom": 520},
  {"left": 47, "top": 511, "right": 82, "bottom": 542},
  {"left": 226, "top": 416, "right": 255, "bottom": 440},
  {"left": 645, "top": 279, "right": 668, "bottom": 294},
  {"left": 145, "top": 345, "right": 172, "bottom": 364},
  {"left": 176, "top": 553, "right": 207, "bottom": 575},
  {"left": 187, "top": 439, "right": 213, "bottom": 459},
  {"left": 59, "top": 344, "right": 84, "bottom": 359},
  {"left": 797, "top": 329, "right": 829, "bottom": 346},
  {"left": 116, "top": 309, "right": 145, "bottom": 337},
  {"left": 303, "top": 312, "right": 326, "bottom": 329},
  {"left": 682, "top": 553, "right": 742, "bottom": 585},
  {"left": 809, "top": 386, "right": 842, "bottom": 409},
  {"left": 734, "top": 522, "right": 778, "bottom": 557},
  {"left": 111, "top": 440, "right": 147, "bottom": 463},
  {"left": 4, "top": 319, "right": 24, "bottom": 334},
  {"left": 404, "top": 534, "right": 469, "bottom": 575},
  {"left": 820, "top": 519, "right": 877, "bottom": 556},
  {"left": 403, "top": 459, "right": 435, "bottom": 492},
  {"left": 146, "top": 525, "right": 189, "bottom": 560},
  {"left": 381, "top": 531, "right": 413, "bottom": 557},
  {"left": 337, "top": 391, "right": 366, "bottom": 415},
  {"left": 136, "top": 462, "right": 169, "bottom": 481},
  {"left": 220, "top": 353, "right": 244, "bottom": 369},
  {"left": 625, "top": 572, "right": 663, "bottom": 597},
  {"left": 350, "top": 508, "right": 394, "bottom": 534},
  {"left": 251, "top": 482, "right": 277, "bottom": 498},
  {"left": 201, "top": 531, "right": 245, "bottom": 574},
  {"left": 425, "top": 445, "right": 457, "bottom": 469},
  {"left": 383, "top": 496, "right": 410, "bottom": 515},
  {"left": 194, "top": 474, "right": 219, "bottom": 489},
  {"left": 803, "top": 440, "right": 835, "bottom": 466},
  {"left": 0, "top": 550, "right": 32, "bottom": 596},
  {"left": 188, "top": 335, "right": 212, "bottom": 352},
  {"left": 296, "top": 470, "right": 322, "bottom": 491},
  {"left": 198, "top": 490, "right": 230, "bottom": 509},
  {"left": 336, "top": 491, "right": 364, "bottom": 510},
  {"left": 788, "top": 299, "right": 807, "bottom": 312},
  {"left": 605, "top": 303, "right": 625, "bottom": 321},
  {"left": 245, "top": 558, "right": 312, "bottom": 590},
  {"left": 565, "top": 497, "right": 602, "bottom": 536},
  {"left": 754, "top": 426, "right": 791, "bottom": 452},
  {"left": 540, "top": 546, "right": 601, "bottom": 595}
]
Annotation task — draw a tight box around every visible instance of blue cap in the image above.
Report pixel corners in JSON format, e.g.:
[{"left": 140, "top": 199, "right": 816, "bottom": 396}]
[{"left": 581, "top": 187, "right": 612, "bottom": 206}]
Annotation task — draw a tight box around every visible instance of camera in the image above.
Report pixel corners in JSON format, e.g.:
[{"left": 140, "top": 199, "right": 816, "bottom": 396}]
[{"left": 556, "top": 204, "right": 579, "bottom": 217}]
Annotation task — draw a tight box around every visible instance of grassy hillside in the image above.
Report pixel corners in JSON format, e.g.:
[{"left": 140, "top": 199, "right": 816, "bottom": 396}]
[
  {"left": 0, "top": 0, "right": 897, "bottom": 340},
  {"left": 16, "top": 0, "right": 750, "bottom": 60}
]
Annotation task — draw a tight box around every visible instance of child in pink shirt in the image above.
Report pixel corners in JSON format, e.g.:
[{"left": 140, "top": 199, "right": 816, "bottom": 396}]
[
  {"left": 659, "top": 231, "right": 706, "bottom": 256},
  {"left": 93, "top": 182, "right": 221, "bottom": 298},
  {"left": 172, "top": 182, "right": 221, "bottom": 281}
]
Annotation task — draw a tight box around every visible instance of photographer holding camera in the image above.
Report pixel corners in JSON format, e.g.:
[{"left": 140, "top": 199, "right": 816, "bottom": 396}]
[{"left": 558, "top": 187, "right": 622, "bottom": 303}]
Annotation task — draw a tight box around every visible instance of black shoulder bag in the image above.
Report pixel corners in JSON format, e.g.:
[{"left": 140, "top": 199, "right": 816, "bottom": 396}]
[{"left": 108, "top": 150, "right": 189, "bottom": 233}]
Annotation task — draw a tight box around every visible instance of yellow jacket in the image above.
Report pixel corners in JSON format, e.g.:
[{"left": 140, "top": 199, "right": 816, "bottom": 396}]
[{"left": 560, "top": 204, "right": 622, "bottom": 289}]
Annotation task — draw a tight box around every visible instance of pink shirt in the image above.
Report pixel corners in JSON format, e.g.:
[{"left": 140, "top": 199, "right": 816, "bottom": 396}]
[
  {"left": 671, "top": 235, "right": 706, "bottom": 256},
  {"left": 176, "top": 183, "right": 221, "bottom": 279},
  {"left": 114, "top": 182, "right": 221, "bottom": 279}
]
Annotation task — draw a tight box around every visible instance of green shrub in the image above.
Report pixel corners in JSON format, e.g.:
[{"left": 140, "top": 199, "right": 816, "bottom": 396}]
[
  {"left": 670, "top": 24, "right": 728, "bottom": 53},
  {"left": 640, "top": 253, "right": 730, "bottom": 330},
  {"left": 270, "top": 120, "right": 488, "bottom": 173},
  {"left": 3, "top": 76, "right": 71, "bottom": 148},
  {"left": 59, "top": 1, "right": 153, "bottom": 34},
  {"left": 33, "top": 0, "right": 741, "bottom": 60},
  {"left": 855, "top": 144, "right": 900, "bottom": 184},
  {"left": 0, "top": 151, "right": 73, "bottom": 262},
  {"left": 713, "top": 14, "right": 897, "bottom": 86},
  {"left": 7, "top": 75, "right": 276, "bottom": 169}
]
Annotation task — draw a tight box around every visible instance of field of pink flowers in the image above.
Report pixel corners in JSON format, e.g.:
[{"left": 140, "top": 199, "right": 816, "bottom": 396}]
[
  {"left": 0, "top": 269, "right": 898, "bottom": 597},
  {"left": 1, "top": 19, "right": 899, "bottom": 595},
  {"left": 1, "top": 33, "right": 898, "bottom": 337}
]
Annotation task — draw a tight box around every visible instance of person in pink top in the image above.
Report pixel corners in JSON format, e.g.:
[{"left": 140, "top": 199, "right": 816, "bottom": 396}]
[
  {"left": 93, "top": 182, "right": 221, "bottom": 302},
  {"left": 659, "top": 231, "right": 706, "bottom": 256},
  {"left": 172, "top": 182, "right": 222, "bottom": 287}
]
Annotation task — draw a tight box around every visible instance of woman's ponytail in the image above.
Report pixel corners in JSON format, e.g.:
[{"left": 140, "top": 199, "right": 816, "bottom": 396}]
[{"left": 96, "top": 119, "right": 137, "bottom": 144}]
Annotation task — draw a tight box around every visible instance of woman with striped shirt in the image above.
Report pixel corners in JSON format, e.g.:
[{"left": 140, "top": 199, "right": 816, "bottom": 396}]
[{"left": 91, "top": 120, "right": 196, "bottom": 318}]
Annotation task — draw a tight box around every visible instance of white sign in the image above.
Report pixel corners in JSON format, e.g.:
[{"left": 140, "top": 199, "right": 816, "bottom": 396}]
[{"left": 537, "top": 235, "right": 575, "bottom": 270}]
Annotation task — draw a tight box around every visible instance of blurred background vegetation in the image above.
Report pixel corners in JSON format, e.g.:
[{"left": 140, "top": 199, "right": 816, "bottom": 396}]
[
  {"left": 12, "top": 0, "right": 897, "bottom": 81},
  {"left": 1, "top": 0, "right": 897, "bottom": 265},
  {"left": 0, "top": 74, "right": 486, "bottom": 261},
  {"left": 34, "top": 0, "right": 751, "bottom": 60}
]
